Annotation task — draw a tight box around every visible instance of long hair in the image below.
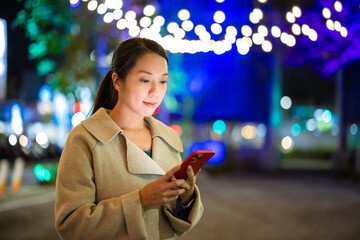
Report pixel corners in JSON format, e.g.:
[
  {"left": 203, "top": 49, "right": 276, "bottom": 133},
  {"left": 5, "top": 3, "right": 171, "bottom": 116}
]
[{"left": 92, "top": 38, "right": 168, "bottom": 115}]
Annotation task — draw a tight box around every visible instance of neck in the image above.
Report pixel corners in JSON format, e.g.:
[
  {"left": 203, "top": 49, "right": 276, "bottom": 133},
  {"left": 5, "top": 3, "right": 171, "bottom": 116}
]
[{"left": 109, "top": 103, "right": 146, "bottom": 130}]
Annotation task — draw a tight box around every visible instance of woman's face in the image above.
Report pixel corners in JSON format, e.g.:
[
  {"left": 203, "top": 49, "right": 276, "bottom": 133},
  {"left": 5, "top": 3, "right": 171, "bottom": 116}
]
[{"left": 116, "top": 52, "right": 168, "bottom": 117}]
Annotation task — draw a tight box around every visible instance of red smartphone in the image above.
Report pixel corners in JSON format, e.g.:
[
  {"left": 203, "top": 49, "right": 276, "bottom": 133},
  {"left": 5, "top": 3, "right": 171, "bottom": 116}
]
[{"left": 174, "top": 150, "right": 215, "bottom": 179}]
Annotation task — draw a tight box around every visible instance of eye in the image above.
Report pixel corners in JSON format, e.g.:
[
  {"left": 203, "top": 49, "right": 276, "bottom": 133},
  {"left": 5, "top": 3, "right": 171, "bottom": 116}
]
[
  {"left": 140, "top": 79, "right": 150, "bottom": 83},
  {"left": 160, "top": 80, "right": 168, "bottom": 84}
]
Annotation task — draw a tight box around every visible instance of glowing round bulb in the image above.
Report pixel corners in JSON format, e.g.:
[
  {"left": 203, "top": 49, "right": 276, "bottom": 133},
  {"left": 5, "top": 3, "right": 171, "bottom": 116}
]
[
  {"left": 103, "top": 12, "right": 113, "bottom": 23},
  {"left": 236, "top": 39, "right": 250, "bottom": 55},
  {"left": 350, "top": 124, "right": 358, "bottom": 135},
  {"left": 322, "top": 8, "right": 331, "bottom": 19},
  {"left": 36, "top": 132, "right": 48, "bottom": 146},
  {"left": 258, "top": 0, "right": 267, "bottom": 3},
  {"left": 280, "top": 96, "right": 292, "bottom": 109},
  {"left": 241, "top": 25, "right": 252, "bottom": 37},
  {"left": 334, "top": 21, "right": 341, "bottom": 31},
  {"left": 306, "top": 119, "right": 317, "bottom": 131},
  {"left": 280, "top": 32, "right": 288, "bottom": 44},
  {"left": 292, "top": 6, "right": 302, "bottom": 18},
  {"left": 281, "top": 136, "right": 294, "bottom": 150},
  {"left": 340, "top": 27, "right": 348, "bottom": 37},
  {"left": 19, "top": 135, "right": 29, "bottom": 147},
  {"left": 242, "top": 37, "right": 253, "bottom": 47},
  {"left": 253, "top": 8, "right": 263, "bottom": 20},
  {"left": 271, "top": 26, "right": 281, "bottom": 38},
  {"left": 226, "top": 26, "right": 237, "bottom": 36},
  {"left": 211, "top": 23, "right": 222, "bottom": 35},
  {"left": 140, "top": 17, "right": 151, "bottom": 28},
  {"left": 292, "top": 24, "right": 301, "bottom": 35},
  {"left": 213, "top": 120, "right": 226, "bottom": 135},
  {"left": 326, "top": 19, "right": 334, "bottom": 31},
  {"left": 125, "top": 10, "right": 136, "bottom": 20},
  {"left": 287, "top": 35, "right": 296, "bottom": 47},
  {"left": 113, "top": 9, "right": 123, "bottom": 20},
  {"left": 308, "top": 29, "right": 318, "bottom": 41},
  {"left": 249, "top": 12, "right": 259, "bottom": 24},
  {"left": 182, "top": 20, "right": 194, "bottom": 31},
  {"left": 178, "top": 9, "right": 190, "bottom": 21},
  {"left": 143, "top": 5, "right": 156, "bottom": 16},
  {"left": 167, "top": 22, "right": 179, "bottom": 34},
  {"left": 334, "top": 1, "right": 342, "bottom": 12},
  {"left": 301, "top": 24, "right": 310, "bottom": 35},
  {"left": 214, "top": 11, "right": 226, "bottom": 23},
  {"left": 174, "top": 28, "right": 186, "bottom": 39},
  {"left": 286, "top": 12, "right": 295, "bottom": 23},
  {"left": 116, "top": 19, "right": 127, "bottom": 30},
  {"left": 261, "top": 40, "right": 272, "bottom": 52},
  {"left": 9, "top": 134, "right": 17, "bottom": 146},
  {"left": 195, "top": 25, "right": 206, "bottom": 36},
  {"left": 153, "top": 16, "right": 165, "bottom": 26},
  {"left": 322, "top": 110, "right": 332, "bottom": 123},
  {"left": 258, "top": 25, "right": 268, "bottom": 37},
  {"left": 87, "top": 0, "right": 97, "bottom": 11},
  {"left": 252, "top": 33, "right": 264, "bottom": 45},
  {"left": 242, "top": 125, "right": 257, "bottom": 140},
  {"left": 97, "top": 3, "right": 107, "bottom": 14}
]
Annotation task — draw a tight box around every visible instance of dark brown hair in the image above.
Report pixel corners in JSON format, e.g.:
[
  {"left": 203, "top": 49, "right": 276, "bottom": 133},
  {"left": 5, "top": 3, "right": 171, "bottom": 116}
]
[{"left": 92, "top": 37, "right": 168, "bottom": 114}]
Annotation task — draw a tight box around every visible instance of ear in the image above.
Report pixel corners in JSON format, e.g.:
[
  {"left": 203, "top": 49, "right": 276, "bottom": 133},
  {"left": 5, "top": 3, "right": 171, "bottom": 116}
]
[{"left": 112, "top": 72, "right": 122, "bottom": 91}]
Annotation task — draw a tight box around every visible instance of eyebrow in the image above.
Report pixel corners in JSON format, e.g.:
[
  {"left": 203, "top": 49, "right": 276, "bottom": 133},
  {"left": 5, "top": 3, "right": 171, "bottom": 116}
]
[{"left": 137, "top": 70, "right": 168, "bottom": 76}]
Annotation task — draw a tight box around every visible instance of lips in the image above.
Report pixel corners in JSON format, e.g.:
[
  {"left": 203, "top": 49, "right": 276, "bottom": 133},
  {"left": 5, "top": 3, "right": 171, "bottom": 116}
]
[{"left": 143, "top": 101, "right": 157, "bottom": 108}]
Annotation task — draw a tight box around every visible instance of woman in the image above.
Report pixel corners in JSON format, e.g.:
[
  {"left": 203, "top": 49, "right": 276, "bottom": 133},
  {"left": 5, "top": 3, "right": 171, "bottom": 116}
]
[{"left": 55, "top": 37, "right": 203, "bottom": 240}]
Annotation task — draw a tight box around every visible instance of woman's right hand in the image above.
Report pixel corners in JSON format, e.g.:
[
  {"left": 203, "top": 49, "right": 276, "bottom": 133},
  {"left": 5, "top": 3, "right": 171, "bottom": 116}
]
[{"left": 139, "top": 165, "right": 185, "bottom": 209}]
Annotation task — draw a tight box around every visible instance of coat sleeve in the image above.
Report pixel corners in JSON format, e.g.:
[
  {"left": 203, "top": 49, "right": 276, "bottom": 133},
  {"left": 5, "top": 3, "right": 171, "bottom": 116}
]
[
  {"left": 163, "top": 184, "right": 204, "bottom": 236},
  {"left": 55, "top": 128, "right": 147, "bottom": 240}
]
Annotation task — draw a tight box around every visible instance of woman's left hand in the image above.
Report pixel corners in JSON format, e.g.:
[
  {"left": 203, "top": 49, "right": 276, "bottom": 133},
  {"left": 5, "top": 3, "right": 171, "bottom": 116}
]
[{"left": 177, "top": 166, "right": 199, "bottom": 205}]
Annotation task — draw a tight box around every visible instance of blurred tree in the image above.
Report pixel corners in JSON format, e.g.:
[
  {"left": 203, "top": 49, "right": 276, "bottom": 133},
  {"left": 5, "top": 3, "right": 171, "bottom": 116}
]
[{"left": 12, "top": 0, "right": 98, "bottom": 96}]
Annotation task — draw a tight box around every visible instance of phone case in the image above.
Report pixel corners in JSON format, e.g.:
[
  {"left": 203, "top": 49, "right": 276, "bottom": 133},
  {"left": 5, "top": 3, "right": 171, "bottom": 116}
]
[{"left": 174, "top": 150, "right": 215, "bottom": 179}]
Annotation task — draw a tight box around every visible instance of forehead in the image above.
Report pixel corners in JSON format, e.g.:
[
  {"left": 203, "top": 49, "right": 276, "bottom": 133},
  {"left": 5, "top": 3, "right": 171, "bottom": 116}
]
[{"left": 132, "top": 52, "right": 168, "bottom": 73}]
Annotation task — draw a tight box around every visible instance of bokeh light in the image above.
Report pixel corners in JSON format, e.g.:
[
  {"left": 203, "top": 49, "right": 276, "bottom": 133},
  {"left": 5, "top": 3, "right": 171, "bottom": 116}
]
[{"left": 213, "top": 120, "right": 226, "bottom": 135}]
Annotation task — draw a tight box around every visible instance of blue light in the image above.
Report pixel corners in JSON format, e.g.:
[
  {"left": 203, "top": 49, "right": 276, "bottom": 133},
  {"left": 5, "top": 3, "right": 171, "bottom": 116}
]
[
  {"left": 213, "top": 120, "right": 226, "bottom": 134},
  {"left": 69, "top": 0, "right": 81, "bottom": 8},
  {"left": 38, "top": 84, "right": 52, "bottom": 103},
  {"left": 291, "top": 123, "right": 302, "bottom": 136},
  {"left": 188, "top": 140, "right": 226, "bottom": 165}
]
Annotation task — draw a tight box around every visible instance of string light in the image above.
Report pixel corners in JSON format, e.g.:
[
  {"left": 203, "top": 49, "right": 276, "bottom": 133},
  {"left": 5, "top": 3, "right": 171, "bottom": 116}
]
[
  {"left": 241, "top": 25, "right": 252, "bottom": 37},
  {"left": 211, "top": 23, "right": 222, "bottom": 35},
  {"left": 178, "top": 9, "right": 190, "bottom": 21},
  {"left": 214, "top": 11, "right": 226, "bottom": 24},
  {"left": 97, "top": 3, "right": 107, "bottom": 14},
  {"left": 87, "top": 0, "right": 97, "bottom": 11},
  {"left": 286, "top": 12, "right": 296, "bottom": 23},
  {"left": 292, "top": 24, "right": 301, "bottom": 35},
  {"left": 271, "top": 26, "right": 281, "bottom": 38},
  {"left": 292, "top": 6, "right": 302, "bottom": 18},
  {"left": 322, "top": 8, "right": 331, "bottom": 18},
  {"left": 334, "top": 1, "right": 342, "bottom": 12},
  {"left": 143, "top": 5, "right": 156, "bottom": 16},
  {"left": 77, "top": 0, "right": 350, "bottom": 55}
]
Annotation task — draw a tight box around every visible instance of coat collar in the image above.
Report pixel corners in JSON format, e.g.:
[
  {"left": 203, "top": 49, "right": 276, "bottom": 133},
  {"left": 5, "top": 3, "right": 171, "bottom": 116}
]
[{"left": 81, "top": 108, "right": 183, "bottom": 176}]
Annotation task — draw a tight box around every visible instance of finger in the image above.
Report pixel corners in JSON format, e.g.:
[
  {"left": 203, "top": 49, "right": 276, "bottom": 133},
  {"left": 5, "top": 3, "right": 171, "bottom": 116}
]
[
  {"left": 163, "top": 165, "right": 181, "bottom": 181},
  {"left": 166, "top": 188, "right": 185, "bottom": 197},
  {"left": 186, "top": 166, "right": 196, "bottom": 183},
  {"left": 167, "top": 179, "right": 185, "bottom": 189},
  {"left": 179, "top": 182, "right": 191, "bottom": 191},
  {"left": 195, "top": 168, "right": 201, "bottom": 177}
]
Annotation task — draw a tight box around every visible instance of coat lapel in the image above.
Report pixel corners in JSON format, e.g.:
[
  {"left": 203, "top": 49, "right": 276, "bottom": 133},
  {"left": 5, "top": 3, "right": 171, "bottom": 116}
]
[{"left": 125, "top": 137, "right": 165, "bottom": 176}]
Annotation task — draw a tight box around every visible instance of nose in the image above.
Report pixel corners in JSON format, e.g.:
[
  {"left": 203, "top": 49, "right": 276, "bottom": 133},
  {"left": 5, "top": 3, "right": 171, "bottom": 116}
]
[{"left": 149, "top": 82, "right": 159, "bottom": 97}]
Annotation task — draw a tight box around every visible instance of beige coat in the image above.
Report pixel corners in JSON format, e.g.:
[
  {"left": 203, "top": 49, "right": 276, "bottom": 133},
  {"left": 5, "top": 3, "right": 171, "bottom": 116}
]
[{"left": 55, "top": 108, "right": 204, "bottom": 240}]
